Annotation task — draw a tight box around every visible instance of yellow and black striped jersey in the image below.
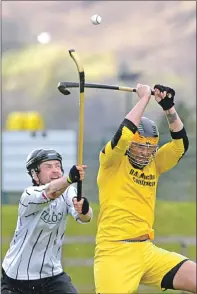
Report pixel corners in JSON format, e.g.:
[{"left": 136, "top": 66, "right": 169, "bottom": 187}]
[{"left": 96, "top": 118, "right": 189, "bottom": 245}]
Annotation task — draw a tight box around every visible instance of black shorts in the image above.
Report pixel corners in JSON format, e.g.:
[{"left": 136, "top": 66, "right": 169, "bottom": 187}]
[{"left": 1, "top": 269, "right": 78, "bottom": 294}]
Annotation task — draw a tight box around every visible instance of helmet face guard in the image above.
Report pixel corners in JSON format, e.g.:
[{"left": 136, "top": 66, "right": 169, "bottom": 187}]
[
  {"left": 128, "top": 136, "right": 158, "bottom": 169},
  {"left": 128, "top": 117, "right": 159, "bottom": 169}
]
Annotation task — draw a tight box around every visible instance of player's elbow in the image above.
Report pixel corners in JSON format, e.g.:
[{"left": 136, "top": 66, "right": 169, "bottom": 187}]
[
  {"left": 183, "top": 134, "right": 189, "bottom": 154},
  {"left": 179, "top": 128, "right": 189, "bottom": 156},
  {"left": 171, "top": 127, "right": 189, "bottom": 157}
]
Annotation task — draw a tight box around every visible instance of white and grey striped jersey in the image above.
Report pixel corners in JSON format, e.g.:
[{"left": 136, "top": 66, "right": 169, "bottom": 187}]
[{"left": 2, "top": 185, "right": 92, "bottom": 280}]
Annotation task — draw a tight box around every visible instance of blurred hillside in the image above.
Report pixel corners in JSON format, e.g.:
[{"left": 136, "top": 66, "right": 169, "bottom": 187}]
[{"left": 2, "top": 0, "right": 196, "bottom": 136}]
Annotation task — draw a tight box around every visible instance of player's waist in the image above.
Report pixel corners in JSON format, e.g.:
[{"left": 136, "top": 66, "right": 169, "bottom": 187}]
[
  {"left": 96, "top": 227, "right": 155, "bottom": 244},
  {"left": 121, "top": 234, "right": 150, "bottom": 242},
  {"left": 97, "top": 215, "right": 154, "bottom": 231},
  {"left": 2, "top": 265, "right": 63, "bottom": 281},
  {"left": 2, "top": 267, "right": 64, "bottom": 284}
]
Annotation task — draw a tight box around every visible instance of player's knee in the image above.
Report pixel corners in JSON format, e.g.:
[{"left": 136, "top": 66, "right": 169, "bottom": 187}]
[
  {"left": 161, "top": 259, "right": 195, "bottom": 291},
  {"left": 173, "top": 260, "right": 196, "bottom": 293}
]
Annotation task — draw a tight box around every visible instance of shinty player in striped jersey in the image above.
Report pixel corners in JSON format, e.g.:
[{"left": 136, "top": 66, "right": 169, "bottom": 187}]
[
  {"left": 94, "top": 84, "right": 196, "bottom": 293},
  {"left": 1, "top": 149, "right": 93, "bottom": 294}
]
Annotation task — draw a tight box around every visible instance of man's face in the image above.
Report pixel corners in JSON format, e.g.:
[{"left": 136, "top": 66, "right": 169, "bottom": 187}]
[
  {"left": 33, "top": 160, "right": 63, "bottom": 185},
  {"left": 129, "top": 141, "right": 158, "bottom": 169}
]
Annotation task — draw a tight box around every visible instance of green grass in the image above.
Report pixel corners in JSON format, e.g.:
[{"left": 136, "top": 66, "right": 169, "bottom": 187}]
[
  {"left": 64, "top": 266, "right": 95, "bottom": 293},
  {"left": 2, "top": 202, "right": 196, "bottom": 294},
  {"left": 154, "top": 201, "right": 196, "bottom": 236},
  {"left": 66, "top": 202, "right": 99, "bottom": 236},
  {"left": 62, "top": 243, "right": 95, "bottom": 258},
  {"left": 61, "top": 243, "right": 196, "bottom": 294},
  {"left": 2, "top": 242, "right": 196, "bottom": 262},
  {"left": 63, "top": 241, "right": 196, "bottom": 294},
  {"left": 154, "top": 243, "right": 196, "bottom": 260},
  {"left": 1, "top": 243, "right": 11, "bottom": 260},
  {"left": 62, "top": 243, "right": 196, "bottom": 260},
  {"left": 2, "top": 201, "right": 196, "bottom": 238},
  {"left": 64, "top": 266, "right": 94, "bottom": 286}
]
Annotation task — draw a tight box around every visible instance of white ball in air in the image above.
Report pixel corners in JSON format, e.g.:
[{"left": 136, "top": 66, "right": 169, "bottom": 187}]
[
  {"left": 91, "top": 14, "right": 102, "bottom": 25},
  {"left": 37, "top": 32, "right": 51, "bottom": 44}
]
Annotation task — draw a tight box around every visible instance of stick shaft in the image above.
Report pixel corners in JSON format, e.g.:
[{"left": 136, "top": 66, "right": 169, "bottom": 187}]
[
  {"left": 60, "top": 81, "right": 135, "bottom": 92},
  {"left": 58, "top": 81, "right": 155, "bottom": 95},
  {"left": 69, "top": 50, "right": 85, "bottom": 201},
  {"left": 78, "top": 91, "right": 84, "bottom": 165}
]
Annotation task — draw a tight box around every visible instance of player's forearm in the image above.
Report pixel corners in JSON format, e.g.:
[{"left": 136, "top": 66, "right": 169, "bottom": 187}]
[
  {"left": 45, "top": 176, "right": 70, "bottom": 199},
  {"left": 165, "top": 106, "right": 183, "bottom": 132},
  {"left": 125, "top": 96, "right": 150, "bottom": 127},
  {"left": 78, "top": 206, "right": 93, "bottom": 222}
]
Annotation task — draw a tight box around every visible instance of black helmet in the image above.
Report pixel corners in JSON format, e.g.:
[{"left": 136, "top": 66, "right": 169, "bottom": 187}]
[
  {"left": 26, "top": 148, "right": 63, "bottom": 176},
  {"left": 128, "top": 117, "right": 159, "bottom": 169}
]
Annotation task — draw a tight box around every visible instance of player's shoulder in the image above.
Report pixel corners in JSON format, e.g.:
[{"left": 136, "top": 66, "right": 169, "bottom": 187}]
[
  {"left": 21, "top": 186, "right": 48, "bottom": 203},
  {"left": 22, "top": 185, "right": 47, "bottom": 195}
]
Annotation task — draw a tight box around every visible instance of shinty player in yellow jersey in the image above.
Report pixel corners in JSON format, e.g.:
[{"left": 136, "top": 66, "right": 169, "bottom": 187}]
[{"left": 94, "top": 84, "right": 196, "bottom": 293}]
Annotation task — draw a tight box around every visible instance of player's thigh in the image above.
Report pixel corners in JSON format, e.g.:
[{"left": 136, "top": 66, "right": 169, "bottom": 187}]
[
  {"left": 94, "top": 243, "right": 143, "bottom": 293},
  {"left": 172, "top": 259, "right": 196, "bottom": 293},
  {"left": 1, "top": 273, "right": 22, "bottom": 294},
  {"left": 1, "top": 278, "right": 20, "bottom": 294},
  {"left": 1, "top": 290, "right": 18, "bottom": 294},
  {"left": 1, "top": 287, "right": 19, "bottom": 294},
  {"left": 44, "top": 272, "right": 78, "bottom": 294},
  {"left": 141, "top": 242, "right": 188, "bottom": 291}
]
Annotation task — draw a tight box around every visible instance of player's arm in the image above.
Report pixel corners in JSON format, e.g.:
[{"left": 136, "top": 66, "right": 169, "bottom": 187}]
[
  {"left": 45, "top": 165, "right": 86, "bottom": 199},
  {"left": 66, "top": 186, "right": 93, "bottom": 223},
  {"left": 19, "top": 165, "right": 86, "bottom": 216},
  {"left": 100, "top": 84, "right": 152, "bottom": 167},
  {"left": 154, "top": 85, "right": 189, "bottom": 174}
]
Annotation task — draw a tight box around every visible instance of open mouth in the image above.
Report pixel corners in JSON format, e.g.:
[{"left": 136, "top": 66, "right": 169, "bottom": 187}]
[{"left": 127, "top": 151, "right": 153, "bottom": 168}]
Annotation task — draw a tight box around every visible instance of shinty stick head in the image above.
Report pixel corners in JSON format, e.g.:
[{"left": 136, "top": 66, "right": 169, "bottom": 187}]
[{"left": 57, "top": 82, "right": 71, "bottom": 95}]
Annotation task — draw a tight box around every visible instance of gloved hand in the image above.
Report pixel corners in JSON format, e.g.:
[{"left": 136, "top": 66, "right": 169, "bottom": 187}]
[
  {"left": 154, "top": 84, "right": 175, "bottom": 111},
  {"left": 67, "top": 165, "right": 87, "bottom": 184},
  {"left": 73, "top": 196, "right": 90, "bottom": 215}
]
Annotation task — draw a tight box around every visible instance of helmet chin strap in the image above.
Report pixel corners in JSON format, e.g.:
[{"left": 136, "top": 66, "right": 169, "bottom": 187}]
[
  {"left": 131, "top": 162, "right": 144, "bottom": 170},
  {"left": 37, "top": 176, "right": 43, "bottom": 186},
  {"left": 31, "top": 169, "right": 42, "bottom": 186}
]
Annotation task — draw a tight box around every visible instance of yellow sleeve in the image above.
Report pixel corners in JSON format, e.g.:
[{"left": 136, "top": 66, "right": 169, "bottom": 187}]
[
  {"left": 99, "top": 118, "right": 138, "bottom": 168},
  {"left": 155, "top": 127, "right": 189, "bottom": 175}
]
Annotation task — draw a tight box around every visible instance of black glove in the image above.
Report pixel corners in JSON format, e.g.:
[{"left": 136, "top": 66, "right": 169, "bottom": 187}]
[
  {"left": 154, "top": 84, "right": 175, "bottom": 111},
  {"left": 67, "top": 165, "right": 80, "bottom": 184},
  {"left": 73, "top": 196, "right": 90, "bottom": 215},
  {"left": 81, "top": 197, "right": 89, "bottom": 215}
]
